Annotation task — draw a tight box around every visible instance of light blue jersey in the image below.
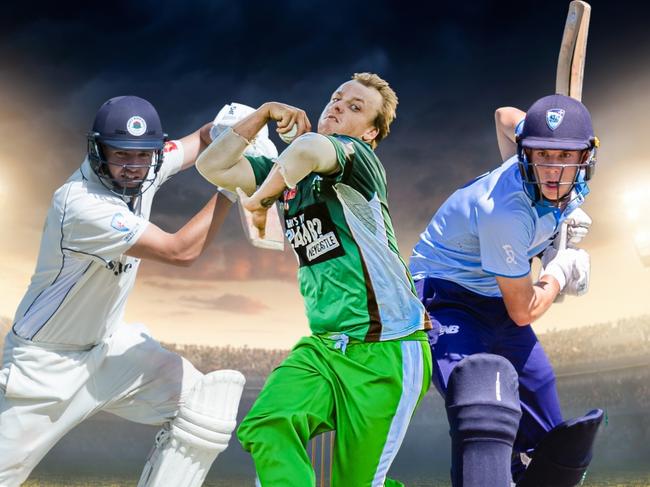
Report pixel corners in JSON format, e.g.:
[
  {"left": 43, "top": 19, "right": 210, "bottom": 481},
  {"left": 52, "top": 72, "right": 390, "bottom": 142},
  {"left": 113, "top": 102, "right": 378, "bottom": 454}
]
[{"left": 409, "top": 156, "right": 584, "bottom": 297}]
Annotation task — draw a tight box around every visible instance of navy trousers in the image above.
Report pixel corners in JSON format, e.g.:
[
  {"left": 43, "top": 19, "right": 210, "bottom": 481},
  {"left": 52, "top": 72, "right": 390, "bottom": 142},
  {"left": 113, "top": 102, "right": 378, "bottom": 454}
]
[{"left": 416, "top": 277, "right": 563, "bottom": 454}]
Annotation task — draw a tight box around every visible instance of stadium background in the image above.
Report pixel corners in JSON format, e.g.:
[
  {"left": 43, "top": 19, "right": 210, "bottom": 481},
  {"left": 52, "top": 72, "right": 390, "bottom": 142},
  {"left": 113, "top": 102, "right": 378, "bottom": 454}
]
[
  {"left": 2, "top": 316, "right": 648, "bottom": 486},
  {"left": 1, "top": 0, "right": 650, "bottom": 485}
]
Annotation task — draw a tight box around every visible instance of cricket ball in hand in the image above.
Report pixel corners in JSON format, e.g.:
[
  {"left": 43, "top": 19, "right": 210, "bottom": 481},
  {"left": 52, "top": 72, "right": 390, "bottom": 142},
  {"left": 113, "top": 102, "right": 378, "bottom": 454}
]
[{"left": 279, "top": 124, "right": 298, "bottom": 144}]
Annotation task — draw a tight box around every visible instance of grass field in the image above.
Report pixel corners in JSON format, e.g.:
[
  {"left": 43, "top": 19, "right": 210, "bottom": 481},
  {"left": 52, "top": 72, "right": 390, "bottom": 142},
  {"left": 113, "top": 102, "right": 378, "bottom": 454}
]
[{"left": 22, "top": 471, "right": 650, "bottom": 487}]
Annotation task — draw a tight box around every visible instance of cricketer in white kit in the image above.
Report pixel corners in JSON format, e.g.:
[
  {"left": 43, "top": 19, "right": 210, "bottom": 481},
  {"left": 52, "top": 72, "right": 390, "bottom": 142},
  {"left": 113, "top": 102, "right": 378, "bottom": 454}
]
[{"left": 0, "top": 96, "right": 275, "bottom": 487}]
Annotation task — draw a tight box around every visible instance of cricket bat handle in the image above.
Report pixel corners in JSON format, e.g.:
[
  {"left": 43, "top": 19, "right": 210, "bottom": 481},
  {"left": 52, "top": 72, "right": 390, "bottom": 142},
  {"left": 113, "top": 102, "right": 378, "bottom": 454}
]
[{"left": 554, "top": 222, "right": 569, "bottom": 303}]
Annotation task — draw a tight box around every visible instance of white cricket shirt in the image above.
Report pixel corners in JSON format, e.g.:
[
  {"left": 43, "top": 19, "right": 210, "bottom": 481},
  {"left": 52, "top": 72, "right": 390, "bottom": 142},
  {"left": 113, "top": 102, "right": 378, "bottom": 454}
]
[{"left": 12, "top": 141, "right": 184, "bottom": 346}]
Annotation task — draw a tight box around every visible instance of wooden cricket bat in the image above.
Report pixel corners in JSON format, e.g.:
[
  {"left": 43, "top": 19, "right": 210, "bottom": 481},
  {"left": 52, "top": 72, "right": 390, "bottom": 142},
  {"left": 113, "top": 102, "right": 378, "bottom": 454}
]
[
  {"left": 554, "top": 1, "right": 591, "bottom": 301},
  {"left": 239, "top": 204, "right": 285, "bottom": 251},
  {"left": 556, "top": 0, "right": 591, "bottom": 101}
]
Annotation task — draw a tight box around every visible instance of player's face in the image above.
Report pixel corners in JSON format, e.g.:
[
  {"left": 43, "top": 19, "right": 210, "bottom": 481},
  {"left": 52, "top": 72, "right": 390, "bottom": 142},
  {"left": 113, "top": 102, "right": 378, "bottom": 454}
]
[
  {"left": 528, "top": 148, "right": 584, "bottom": 201},
  {"left": 103, "top": 146, "right": 154, "bottom": 189},
  {"left": 318, "top": 80, "right": 382, "bottom": 143}
]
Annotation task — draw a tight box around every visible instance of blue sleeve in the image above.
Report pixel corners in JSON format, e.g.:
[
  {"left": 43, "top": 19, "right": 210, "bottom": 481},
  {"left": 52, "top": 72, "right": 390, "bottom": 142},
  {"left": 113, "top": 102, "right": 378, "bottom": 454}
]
[{"left": 476, "top": 197, "right": 533, "bottom": 278}]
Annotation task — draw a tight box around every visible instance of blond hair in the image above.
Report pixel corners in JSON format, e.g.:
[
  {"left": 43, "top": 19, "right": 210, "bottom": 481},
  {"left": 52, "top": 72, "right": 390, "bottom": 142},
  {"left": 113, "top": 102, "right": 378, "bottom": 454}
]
[{"left": 352, "top": 72, "right": 398, "bottom": 148}]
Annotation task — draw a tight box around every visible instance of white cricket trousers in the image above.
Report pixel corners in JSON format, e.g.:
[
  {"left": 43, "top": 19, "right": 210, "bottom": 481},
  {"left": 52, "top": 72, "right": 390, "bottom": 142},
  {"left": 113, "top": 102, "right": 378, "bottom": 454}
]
[{"left": 0, "top": 323, "right": 202, "bottom": 486}]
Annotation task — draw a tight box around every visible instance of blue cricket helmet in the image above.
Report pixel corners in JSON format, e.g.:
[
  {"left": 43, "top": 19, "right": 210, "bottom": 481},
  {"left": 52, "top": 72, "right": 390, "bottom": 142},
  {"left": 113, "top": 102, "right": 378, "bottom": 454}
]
[{"left": 516, "top": 94, "right": 598, "bottom": 207}]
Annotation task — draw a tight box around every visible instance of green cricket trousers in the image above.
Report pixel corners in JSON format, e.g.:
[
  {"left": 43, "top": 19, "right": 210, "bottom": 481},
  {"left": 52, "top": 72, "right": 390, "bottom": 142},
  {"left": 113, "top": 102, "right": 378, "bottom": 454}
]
[{"left": 238, "top": 331, "right": 432, "bottom": 486}]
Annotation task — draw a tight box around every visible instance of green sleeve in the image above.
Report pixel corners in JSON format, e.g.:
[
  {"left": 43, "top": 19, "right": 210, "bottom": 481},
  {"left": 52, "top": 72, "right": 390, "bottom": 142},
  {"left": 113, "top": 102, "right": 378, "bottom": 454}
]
[
  {"left": 245, "top": 155, "right": 276, "bottom": 186},
  {"left": 323, "top": 135, "right": 387, "bottom": 202},
  {"left": 323, "top": 135, "right": 358, "bottom": 184}
]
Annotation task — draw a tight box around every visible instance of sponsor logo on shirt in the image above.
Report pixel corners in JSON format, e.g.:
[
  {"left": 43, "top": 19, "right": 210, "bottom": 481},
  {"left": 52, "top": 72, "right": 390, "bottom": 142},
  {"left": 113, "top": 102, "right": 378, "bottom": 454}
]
[
  {"left": 285, "top": 203, "right": 345, "bottom": 266},
  {"left": 440, "top": 325, "right": 460, "bottom": 335},
  {"left": 111, "top": 213, "right": 130, "bottom": 232},
  {"left": 106, "top": 260, "right": 134, "bottom": 276},
  {"left": 502, "top": 244, "right": 516, "bottom": 264},
  {"left": 306, "top": 232, "right": 340, "bottom": 261},
  {"left": 163, "top": 141, "right": 178, "bottom": 153},
  {"left": 123, "top": 223, "right": 141, "bottom": 243},
  {"left": 283, "top": 188, "right": 297, "bottom": 211}
]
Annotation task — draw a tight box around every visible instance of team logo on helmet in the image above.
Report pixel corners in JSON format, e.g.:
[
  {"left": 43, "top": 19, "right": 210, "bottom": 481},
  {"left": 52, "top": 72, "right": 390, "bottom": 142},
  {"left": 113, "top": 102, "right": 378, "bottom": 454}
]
[
  {"left": 126, "top": 116, "right": 147, "bottom": 136},
  {"left": 546, "top": 109, "right": 565, "bottom": 131}
]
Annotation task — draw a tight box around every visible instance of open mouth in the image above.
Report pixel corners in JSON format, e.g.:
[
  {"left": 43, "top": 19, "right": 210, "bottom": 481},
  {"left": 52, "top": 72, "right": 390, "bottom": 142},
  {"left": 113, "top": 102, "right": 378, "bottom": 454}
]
[
  {"left": 325, "top": 114, "right": 339, "bottom": 123},
  {"left": 544, "top": 182, "right": 560, "bottom": 189}
]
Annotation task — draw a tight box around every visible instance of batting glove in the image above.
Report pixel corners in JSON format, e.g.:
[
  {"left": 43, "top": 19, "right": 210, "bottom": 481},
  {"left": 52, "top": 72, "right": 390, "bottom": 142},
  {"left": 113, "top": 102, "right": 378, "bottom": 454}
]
[
  {"left": 564, "top": 208, "right": 592, "bottom": 246},
  {"left": 541, "top": 246, "right": 590, "bottom": 296}
]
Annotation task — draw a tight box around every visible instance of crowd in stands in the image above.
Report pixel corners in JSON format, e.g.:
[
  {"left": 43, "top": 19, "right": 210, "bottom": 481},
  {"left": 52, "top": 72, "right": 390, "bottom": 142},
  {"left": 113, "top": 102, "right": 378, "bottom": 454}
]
[
  {"left": 558, "top": 364, "right": 650, "bottom": 415},
  {"left": 158, "top": 316, "right": 650, "bottom": 382},
  {"left": 537, "top": 315, "right": 650, "bottom": 369},
  {"left": 0, "top": 314, "right": 648, "bottom": 389},
  {"left": 160, "top": 315, "right": 650, "bottom": 419},
  {"left": 162, "top": 342, "right": 288, "bottom": 381},
  {"left": 1, "top": 314, "right": 648, "bottom": 380}
]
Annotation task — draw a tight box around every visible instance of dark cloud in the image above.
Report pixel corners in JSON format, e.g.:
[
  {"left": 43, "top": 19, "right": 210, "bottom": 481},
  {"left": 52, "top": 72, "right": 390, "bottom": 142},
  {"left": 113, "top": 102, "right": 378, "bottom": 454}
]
[{"left": 180, "top": 293, "right": 268, "bottom": 314}]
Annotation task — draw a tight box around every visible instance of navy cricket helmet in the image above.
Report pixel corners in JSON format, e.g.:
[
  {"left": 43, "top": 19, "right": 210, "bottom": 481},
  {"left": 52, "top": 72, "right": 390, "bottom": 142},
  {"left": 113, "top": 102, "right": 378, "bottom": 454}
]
[
  {"left": 516, "top": 94, "right": 598, "bottom": 207},
  {"left": 87, "top": 96, "right": 167, "bottom": 198}
]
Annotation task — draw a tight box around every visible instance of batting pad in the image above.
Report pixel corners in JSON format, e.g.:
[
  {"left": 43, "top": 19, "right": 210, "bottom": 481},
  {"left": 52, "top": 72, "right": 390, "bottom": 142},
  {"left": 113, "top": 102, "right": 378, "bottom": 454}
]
[
  {"left": 137, "top": 369, "right": 246, "bottom": 487},
  {"left": 516, "top": 408, "right": 603, "bottom": 487},
  {"left": 446, "top": 353, "right": 522, "bottom": 487}
]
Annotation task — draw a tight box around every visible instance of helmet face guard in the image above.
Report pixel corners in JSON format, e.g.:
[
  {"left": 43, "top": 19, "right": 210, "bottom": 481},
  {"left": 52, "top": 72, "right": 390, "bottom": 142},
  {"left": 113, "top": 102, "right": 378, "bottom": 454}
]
[
  {"left": 87, "top": 133, "right": 165, "bottom": 198},
  {"left": 517, "top": 145, "right": 597, "bottom": 208},
  {"left": 87, "top": 96, "right": 167, "bottom": 198}
]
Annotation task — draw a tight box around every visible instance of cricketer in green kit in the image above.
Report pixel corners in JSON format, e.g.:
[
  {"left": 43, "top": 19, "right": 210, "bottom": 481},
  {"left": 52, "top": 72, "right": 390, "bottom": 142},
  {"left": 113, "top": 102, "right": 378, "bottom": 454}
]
[{"left": 195, "top": 73, "right": 433, "bottom": 487}]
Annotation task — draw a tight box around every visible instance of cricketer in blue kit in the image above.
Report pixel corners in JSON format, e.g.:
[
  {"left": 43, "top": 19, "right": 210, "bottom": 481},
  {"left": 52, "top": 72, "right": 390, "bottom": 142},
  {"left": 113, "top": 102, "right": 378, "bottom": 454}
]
[{"left": 410, "top": 94, "right": 603, "bottom": 487}]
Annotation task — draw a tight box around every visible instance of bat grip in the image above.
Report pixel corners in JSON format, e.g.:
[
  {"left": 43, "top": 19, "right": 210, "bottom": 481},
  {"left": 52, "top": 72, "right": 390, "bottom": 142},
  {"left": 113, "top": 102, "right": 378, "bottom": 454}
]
[
  {"left": 557, "top": 221, "right": 569, "bottom": 251},
  {"left": 554, "top": 221, "right": 569, "bottom": 302}
]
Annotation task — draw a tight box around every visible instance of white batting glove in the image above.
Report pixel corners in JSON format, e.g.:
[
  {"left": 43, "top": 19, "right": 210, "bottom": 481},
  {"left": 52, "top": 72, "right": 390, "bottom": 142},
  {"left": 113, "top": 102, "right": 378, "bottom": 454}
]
[
  {"left": 210, "top": 103, "right": 258, "bottom": 141},
  {"left": 210, "top": 103, "right": 279, "bottom": 159},
  {"left": 541, "top": 247, "right": 590, "bottom": 296},
  {"left": 564, "top": 208, "right": 592, "bottom": 246},
  {"left": 564, "top": 249, "right": 590, "bottom": 296}
]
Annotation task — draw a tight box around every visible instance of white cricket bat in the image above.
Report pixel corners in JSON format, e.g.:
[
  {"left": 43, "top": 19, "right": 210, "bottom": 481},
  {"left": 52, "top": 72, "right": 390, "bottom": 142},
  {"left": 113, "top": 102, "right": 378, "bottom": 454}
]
[
  {"left": 239, "top": 203, "right": 285, "bottom": 251},
  {"left": 554, "top": 0, "right": 591, "bottom": 301}
]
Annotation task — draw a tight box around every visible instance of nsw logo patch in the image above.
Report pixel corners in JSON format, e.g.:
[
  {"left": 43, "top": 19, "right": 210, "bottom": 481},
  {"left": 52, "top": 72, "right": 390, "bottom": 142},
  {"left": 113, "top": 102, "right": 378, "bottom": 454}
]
[
  {"left": 111, "top": 213, "right": 130, "bottom": 232},
  {"left": 546, "top": 109, "right": 565, "bottom": 131}
]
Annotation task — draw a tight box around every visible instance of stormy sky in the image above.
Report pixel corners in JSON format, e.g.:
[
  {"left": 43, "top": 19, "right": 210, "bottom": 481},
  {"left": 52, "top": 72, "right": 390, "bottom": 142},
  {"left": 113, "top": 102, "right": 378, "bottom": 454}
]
[{"left": 1, "top": 0, "right": 650, "bottom": 347}]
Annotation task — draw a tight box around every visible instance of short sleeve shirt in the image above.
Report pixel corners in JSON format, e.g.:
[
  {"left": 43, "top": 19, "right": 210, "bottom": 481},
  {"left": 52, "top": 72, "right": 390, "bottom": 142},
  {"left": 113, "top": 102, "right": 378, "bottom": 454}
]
[
  {"left": 409, "top": 156, "right": 584, "bottom": 297},
  {"left": 246, "top": 135, "right": 429, "bottom": 341}
]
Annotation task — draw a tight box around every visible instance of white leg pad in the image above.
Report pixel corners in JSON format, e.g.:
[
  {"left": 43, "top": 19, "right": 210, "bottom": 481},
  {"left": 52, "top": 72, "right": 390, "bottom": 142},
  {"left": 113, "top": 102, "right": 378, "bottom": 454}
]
[{"left": 137, "top": 369, "right": 246, "bottom": 487}]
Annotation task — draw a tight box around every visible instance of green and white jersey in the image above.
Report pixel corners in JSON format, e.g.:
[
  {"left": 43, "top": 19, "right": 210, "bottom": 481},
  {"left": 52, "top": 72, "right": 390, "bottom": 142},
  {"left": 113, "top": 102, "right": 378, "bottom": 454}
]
[{"left": 247, "top": 134, "right": 430, "bottom": 342}]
